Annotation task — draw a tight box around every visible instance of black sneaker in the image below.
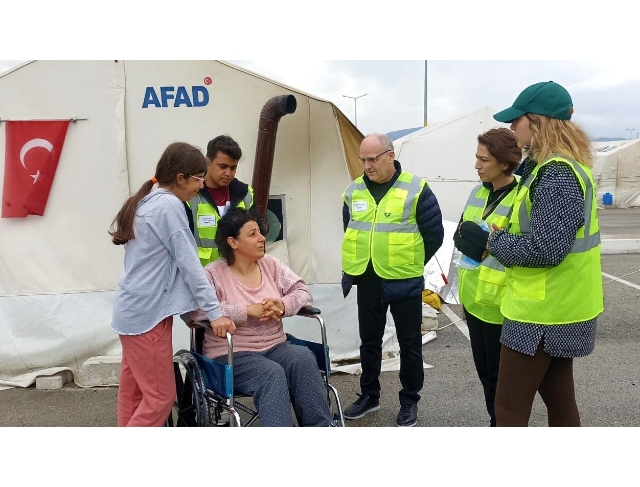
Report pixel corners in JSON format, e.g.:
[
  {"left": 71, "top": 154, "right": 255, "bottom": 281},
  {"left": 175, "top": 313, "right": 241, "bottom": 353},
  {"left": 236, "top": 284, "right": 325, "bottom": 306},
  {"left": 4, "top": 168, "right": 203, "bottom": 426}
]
[
  {"left": 343, "top": 394, "right": 380, "bottom": 420},
  {"left": 396, "top": 403, "right": 417, "bottom": 427}
]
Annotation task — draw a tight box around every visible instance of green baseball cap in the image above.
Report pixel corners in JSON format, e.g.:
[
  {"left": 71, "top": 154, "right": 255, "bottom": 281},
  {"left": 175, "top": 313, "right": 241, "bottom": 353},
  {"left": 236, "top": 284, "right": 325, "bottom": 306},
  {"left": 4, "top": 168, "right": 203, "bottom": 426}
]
[{"left": 493, "top": 81, "right": 573, "bottom": 123}]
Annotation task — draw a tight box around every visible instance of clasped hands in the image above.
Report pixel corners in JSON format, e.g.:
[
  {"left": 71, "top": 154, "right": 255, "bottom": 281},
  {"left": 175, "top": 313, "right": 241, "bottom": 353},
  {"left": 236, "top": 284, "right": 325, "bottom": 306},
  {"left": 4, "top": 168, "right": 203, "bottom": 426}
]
[{"left": 247, "top": 298, "right": 285, "bottom": 322}]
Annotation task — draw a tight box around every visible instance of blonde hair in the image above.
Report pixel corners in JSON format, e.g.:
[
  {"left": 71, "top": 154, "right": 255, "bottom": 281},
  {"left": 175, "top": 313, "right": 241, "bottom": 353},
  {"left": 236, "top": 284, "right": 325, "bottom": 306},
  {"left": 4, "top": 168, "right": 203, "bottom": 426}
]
[{"left": 525, "top": 113, "right": 593, "bottom": 168}]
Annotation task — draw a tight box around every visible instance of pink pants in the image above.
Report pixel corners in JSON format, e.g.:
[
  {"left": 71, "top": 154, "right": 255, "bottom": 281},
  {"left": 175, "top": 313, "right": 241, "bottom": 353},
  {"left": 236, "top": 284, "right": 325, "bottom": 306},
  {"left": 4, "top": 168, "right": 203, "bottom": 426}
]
[{"left": 117, "top": 317, "right": 175, "bottom": 426}]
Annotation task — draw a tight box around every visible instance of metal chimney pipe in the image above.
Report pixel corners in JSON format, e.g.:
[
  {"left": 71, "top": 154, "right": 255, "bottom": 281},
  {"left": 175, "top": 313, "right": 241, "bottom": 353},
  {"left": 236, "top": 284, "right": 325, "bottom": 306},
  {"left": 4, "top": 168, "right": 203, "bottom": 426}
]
[{"left": 251, "top": 94, "right": 297, "bottom": 218}]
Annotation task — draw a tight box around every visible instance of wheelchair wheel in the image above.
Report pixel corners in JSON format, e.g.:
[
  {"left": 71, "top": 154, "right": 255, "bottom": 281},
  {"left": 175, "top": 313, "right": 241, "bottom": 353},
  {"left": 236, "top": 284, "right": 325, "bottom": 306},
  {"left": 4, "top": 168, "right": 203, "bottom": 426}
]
[{"left": 167, "top": 351, "right": 208, "bottom": 427}]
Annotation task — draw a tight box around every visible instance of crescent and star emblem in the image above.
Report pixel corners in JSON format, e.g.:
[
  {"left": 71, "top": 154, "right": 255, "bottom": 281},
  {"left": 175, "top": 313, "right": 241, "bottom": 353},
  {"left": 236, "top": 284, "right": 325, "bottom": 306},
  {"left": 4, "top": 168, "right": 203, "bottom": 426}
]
[{"left": 19, "top": 138, "right": 53, "bottom": 183}]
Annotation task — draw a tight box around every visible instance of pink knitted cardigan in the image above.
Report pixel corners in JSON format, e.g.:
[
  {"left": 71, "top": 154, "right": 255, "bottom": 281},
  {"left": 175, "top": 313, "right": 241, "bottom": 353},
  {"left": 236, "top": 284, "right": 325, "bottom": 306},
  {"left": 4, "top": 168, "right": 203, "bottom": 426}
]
[{"left": 190, "top": 254, "right": 313, "bottom": 359}]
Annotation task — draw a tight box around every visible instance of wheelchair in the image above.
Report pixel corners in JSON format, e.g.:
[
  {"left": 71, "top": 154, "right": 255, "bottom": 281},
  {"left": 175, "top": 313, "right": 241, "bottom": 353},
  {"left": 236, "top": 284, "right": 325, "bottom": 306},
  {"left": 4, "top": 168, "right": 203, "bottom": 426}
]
[{"left": 166, "top": 306, "right": 345, "bottom": 427}]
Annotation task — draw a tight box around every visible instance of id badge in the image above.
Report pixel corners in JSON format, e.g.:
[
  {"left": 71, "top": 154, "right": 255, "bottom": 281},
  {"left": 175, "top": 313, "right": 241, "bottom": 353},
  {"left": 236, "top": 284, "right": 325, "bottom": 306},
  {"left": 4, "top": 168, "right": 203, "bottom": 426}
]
[
  {"left": 198, "top": 215, "right": 217, "bottom": 227},
  {"left": 353, "top": 200, "right": 368, "bottom": 212}
]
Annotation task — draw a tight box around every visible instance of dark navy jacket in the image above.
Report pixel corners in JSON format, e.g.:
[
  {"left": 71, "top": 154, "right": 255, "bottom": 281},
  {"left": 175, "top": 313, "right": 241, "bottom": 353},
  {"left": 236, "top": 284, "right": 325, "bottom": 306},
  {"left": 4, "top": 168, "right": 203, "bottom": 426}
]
[{"left": 341, "top": 160, "right": 445, "bottom": 303}]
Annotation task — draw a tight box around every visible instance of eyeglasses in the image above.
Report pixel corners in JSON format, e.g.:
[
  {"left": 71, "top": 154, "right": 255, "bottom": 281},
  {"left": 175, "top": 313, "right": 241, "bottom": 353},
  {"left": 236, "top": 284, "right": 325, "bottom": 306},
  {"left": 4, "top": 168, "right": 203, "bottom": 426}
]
[
  {"left": 190, "top": 175, "right": 205, "bottom": 182},
  {"left": 358, "top": 149, "right": 392, "bottom": 164}
]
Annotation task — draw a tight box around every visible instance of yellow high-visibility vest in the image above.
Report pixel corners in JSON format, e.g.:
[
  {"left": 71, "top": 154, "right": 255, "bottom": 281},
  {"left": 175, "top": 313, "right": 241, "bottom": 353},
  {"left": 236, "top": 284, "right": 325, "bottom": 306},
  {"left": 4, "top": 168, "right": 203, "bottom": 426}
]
[
  {"left": 188, "top": 187, "right": 254, "bottom": 267},
  {"left": 458, "top": 180, "right": 519, "bottom": 324},
  {"left": 500, "top": 156, "right": 603, "bottom": 324},
  {"left": 342, "top": 172, "right": 426, "bottom": 279}
]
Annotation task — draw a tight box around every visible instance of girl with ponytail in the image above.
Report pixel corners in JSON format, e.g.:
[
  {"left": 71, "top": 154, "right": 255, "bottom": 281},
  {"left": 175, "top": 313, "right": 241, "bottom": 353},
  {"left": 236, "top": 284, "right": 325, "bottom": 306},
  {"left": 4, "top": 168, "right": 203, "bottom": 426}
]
[{"left": 109, "top": 142, "right": 235, "bottom": 427}]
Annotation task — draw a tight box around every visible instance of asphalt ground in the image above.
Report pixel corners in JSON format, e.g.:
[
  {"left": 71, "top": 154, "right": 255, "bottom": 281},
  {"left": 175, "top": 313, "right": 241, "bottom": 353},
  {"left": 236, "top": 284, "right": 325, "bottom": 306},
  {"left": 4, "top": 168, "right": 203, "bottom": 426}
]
[
  {"left": 599, "top": 207, "right": 640, "bottom": 237},
  {"left": 1, "top": 252, "right": 638, "bottom": 428}
]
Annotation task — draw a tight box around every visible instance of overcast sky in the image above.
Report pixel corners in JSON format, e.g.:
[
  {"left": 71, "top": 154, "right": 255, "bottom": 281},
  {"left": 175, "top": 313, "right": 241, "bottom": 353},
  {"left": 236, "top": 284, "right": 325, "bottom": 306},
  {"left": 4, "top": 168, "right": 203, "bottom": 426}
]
[
  {"left": 227, "top": 60, "right": 640, "bottom": 140},
  {"left": 3, "top": 59, "right": 638, "bottom": 140},
  {"left": 2, "top": 1, "right": 639, "bottom": 141}
]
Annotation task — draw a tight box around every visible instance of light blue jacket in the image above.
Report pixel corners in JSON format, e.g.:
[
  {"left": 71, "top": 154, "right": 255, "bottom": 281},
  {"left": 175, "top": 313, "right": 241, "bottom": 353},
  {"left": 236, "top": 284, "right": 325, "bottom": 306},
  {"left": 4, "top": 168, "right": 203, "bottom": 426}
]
[{"left": 111, "top": 188, "right": 223, "bottom": 335}]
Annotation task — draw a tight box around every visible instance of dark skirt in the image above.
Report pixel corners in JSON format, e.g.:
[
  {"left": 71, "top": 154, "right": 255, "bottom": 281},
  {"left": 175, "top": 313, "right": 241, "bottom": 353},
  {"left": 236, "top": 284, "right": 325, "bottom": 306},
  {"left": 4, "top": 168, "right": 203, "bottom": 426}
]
[{"left": 500, "top": 318, "right": 597, "bottom": 358}]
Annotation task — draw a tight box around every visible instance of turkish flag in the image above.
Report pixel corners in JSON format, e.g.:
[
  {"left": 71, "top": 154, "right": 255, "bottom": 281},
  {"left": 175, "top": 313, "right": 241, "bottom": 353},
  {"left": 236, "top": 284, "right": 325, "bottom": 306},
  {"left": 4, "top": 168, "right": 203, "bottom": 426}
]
[{"left": 2, "top": 120, "right": 70, "bottom": 218}]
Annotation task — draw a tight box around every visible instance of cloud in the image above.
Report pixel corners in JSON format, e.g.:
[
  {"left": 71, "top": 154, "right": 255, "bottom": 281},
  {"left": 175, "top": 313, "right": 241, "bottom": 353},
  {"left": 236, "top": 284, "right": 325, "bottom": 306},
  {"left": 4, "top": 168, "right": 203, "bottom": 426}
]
[
  {"left": 2, "top": 59, "right": 638, "bottom": 139},
  {"left": 229, "top": 60, "right": 640, "bottom": 139}
]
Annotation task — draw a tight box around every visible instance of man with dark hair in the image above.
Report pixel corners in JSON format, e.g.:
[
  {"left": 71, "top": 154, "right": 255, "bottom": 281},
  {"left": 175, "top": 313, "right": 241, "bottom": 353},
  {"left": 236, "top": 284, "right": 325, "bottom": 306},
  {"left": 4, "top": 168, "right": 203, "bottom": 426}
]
[{"left": 184, "top": 135, "right": 256, "bottom": 267}]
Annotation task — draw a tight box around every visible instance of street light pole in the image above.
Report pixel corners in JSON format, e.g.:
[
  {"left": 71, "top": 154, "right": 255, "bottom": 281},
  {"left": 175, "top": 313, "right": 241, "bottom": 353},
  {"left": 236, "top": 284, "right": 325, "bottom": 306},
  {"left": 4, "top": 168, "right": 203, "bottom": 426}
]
[
  {"left": 424, "top": 60, "right": 428, "bottom": 127},
  {"left": 343, "top": 93, "right": 368, "bottom": 128}
]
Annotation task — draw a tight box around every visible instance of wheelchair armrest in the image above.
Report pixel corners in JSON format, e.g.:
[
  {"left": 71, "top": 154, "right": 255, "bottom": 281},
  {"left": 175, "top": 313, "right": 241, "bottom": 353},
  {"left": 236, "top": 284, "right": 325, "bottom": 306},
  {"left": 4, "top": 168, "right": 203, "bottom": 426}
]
[
  {"left": 292, "top": 306, "right": 330, "bottom": 374},
  {"left": 297, "top": 306, "right": 321, "bottom": 316}
]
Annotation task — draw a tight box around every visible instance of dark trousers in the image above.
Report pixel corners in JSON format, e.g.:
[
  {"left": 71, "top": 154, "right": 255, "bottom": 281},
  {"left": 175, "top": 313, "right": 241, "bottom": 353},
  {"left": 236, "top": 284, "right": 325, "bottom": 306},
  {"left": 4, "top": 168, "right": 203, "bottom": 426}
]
[
  {"left": 215, "top": 341, "right": 333, "bottom": 427},
  {"left": 495, "top": 341, "right": 580, "bottom": 427},
  {"left": 357, "top": 270, "right": 424, "bottom": 404},
  {"left": 463, "top": 306, "right": 502, "bottom": 426}
]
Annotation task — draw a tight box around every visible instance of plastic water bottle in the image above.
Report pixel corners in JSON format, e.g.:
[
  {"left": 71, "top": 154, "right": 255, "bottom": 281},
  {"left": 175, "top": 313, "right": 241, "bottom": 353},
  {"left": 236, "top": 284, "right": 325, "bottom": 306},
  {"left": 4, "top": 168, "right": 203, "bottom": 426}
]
[
  {"left": 603, "top": 192, "right": 613, "bottom": 206},
  {"left": 454, "top": 219, "right": 489, "bottom": 270},
  {"left": 456, "top": 253, "right": 482, "bottom": 270}
]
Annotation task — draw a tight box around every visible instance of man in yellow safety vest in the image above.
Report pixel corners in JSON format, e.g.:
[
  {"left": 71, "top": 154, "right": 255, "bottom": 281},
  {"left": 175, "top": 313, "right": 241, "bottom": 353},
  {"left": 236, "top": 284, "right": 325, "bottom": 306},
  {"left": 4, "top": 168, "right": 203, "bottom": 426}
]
[{"left": 341, "top": 133, "right": 444, "bottom": 427}]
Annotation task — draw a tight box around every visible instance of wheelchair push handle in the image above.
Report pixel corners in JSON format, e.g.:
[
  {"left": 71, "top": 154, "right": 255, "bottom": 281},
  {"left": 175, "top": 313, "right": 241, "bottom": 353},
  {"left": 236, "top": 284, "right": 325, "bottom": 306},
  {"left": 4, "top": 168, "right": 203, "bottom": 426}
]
[
  {"left": 191, "top": 320, "right": 233, "bottom": 344},
  {"left": 192, "top": 320, "right": 212, "bottom": 329}
]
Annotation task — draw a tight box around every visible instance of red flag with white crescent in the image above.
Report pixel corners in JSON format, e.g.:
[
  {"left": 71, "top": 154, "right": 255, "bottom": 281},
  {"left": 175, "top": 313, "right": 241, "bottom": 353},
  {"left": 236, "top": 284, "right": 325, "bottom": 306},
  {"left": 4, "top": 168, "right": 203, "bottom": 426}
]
[{"left": 2, "top": 120, "right": 70, "bottom": 218}]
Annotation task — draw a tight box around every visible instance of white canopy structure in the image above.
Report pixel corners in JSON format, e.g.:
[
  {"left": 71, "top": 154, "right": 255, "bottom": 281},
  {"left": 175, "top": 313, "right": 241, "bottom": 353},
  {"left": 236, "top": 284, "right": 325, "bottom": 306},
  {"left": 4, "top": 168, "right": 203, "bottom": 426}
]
[
  {"left": 395, "top": 113, "right": 640, "bottom": 212},
  {"left": 393, "top": 106, "right": 508, "bottom": 222},
  {"left": 0, "top": 60, "right": 377, "bottom": 388},
  {"left": 592, "top": 139, "right": 640, "bottom": 208}
]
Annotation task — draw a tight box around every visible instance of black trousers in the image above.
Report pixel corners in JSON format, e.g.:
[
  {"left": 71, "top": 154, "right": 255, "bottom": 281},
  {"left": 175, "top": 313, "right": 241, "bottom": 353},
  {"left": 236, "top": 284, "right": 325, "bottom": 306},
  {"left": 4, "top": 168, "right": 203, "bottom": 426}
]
[
  {"left": 356, "top": 269, "right": 424, "bottom": 404},
  {"left": 463, "top": 306, "right": 503, "bottom": 426}
]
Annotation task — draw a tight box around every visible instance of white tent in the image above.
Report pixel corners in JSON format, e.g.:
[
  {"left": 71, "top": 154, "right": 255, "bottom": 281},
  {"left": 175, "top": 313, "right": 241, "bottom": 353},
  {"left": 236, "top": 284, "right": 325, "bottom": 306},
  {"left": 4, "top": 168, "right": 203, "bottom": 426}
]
[
  {"left": 394, "top": 106, "right": 507, "bottom": 222},
  {"left": 592, "top": 139, "right": 640, "bottom": 208},
  {"left": 395, "top": 113, "right": 640, "bottom": 212},
  {"left": 0, "top": 60, "right": 379, "bottom": 388}
]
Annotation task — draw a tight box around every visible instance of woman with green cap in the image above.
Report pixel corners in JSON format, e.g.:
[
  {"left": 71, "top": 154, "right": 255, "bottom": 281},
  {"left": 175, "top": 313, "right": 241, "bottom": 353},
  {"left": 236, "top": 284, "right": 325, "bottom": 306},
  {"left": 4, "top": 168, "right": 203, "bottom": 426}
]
[{"left": 487, "top": 81, "right": 603, "bottom": 427}]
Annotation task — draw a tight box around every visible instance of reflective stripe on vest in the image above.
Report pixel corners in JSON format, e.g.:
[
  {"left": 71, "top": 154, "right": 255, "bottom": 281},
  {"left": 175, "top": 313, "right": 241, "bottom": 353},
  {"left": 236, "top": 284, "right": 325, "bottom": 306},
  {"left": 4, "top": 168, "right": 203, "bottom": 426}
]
[
  {"left": 500, "top": 156, "right": 604, "bottom": 324},
  {"left": 342, "top": 172, "right": 426, "bottom": 279},
  {"left": 515, "top": 159, "right": 600, "bottom": 253},
  {"left": 457, "top": 182, "right": 518, "bottom": 324},
  {"left": 188, "top": 186, "right": 254, "bottom": 267}
]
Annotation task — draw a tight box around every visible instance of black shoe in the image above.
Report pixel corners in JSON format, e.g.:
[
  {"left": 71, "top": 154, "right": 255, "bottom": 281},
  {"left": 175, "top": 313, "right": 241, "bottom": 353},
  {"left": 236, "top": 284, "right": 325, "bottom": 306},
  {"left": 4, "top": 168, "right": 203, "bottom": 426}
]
[
  {"left": 343, "top": 394, "right": 380, "bottom": 420},
  {"left": 397, "top": 403, "right": 417, "bottom": 427}
]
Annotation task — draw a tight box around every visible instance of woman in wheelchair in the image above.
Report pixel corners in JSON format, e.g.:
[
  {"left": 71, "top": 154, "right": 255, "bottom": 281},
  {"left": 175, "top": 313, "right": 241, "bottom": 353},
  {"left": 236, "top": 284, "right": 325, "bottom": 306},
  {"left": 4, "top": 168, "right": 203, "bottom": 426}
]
[{"left": 189, "top": 207, "right": 335, "bottom": 427}]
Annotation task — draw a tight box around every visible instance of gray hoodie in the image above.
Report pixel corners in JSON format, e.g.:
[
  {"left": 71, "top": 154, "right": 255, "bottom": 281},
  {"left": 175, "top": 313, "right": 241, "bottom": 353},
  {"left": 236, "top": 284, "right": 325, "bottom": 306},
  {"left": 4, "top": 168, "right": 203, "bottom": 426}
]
[{"left": 111, "top": 188, "right": 223, "bottom": 335}]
